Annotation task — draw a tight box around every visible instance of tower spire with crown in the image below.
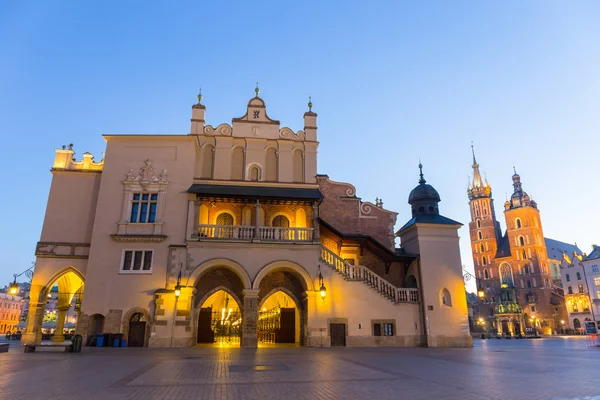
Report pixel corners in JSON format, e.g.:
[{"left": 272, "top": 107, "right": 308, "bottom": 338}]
[{"left": 468, "top": 144, "right": 491, "bottom": 200}]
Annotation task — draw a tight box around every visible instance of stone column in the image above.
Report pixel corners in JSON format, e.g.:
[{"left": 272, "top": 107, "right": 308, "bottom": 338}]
[
  {"left": 241, "top": 289, "right": 259, "bottom": 348},
  {"left": 190, "top": 199, "right": 200, "bottom": 239},
  {"left": 253, "top": 200, "right": 261, "bottom": 241},
  {"left": 21, "top": 302, "right": 44, "bottom": 345},
  {"left": 52, "top": 306, "right": 70, "bottom": 343},
  {"left": 312, "top": 202, "right": 320, "bottom": 242}
]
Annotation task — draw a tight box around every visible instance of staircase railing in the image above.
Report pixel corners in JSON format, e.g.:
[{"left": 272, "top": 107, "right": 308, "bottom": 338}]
[{"left": 320, "top": 246, "right": 419, "bottom": 304}]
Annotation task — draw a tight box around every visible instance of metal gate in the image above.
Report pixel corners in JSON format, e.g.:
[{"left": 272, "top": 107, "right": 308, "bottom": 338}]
[
  {"left": 197, "top": 306, "right": 242, "bottom": 344},
  {"left": 258, "top": 307, "right": 295, "bottom": 344}
]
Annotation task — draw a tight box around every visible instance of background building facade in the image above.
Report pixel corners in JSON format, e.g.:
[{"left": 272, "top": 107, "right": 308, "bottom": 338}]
[{"left": 468, "top": 148, "right": 573, "bottom": 335}]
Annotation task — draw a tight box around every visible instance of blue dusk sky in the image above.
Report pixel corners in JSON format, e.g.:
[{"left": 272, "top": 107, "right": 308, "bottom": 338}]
[{"left": 1, "top": 1, "right": 599, "bottom": 291}]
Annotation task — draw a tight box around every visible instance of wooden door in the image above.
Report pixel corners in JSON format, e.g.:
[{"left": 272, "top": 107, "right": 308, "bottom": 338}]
[
  {"left": 330, "top": 323, "right": 346, "bottom": 346},
  {"left": 128, "top": 322, "right": 146, "bottom": 347},
  {"left": 197, "top": 307, "right": 214, "bottom": 343},
  {"left": 277, "top": 308, "right": 295, "bottom": 343}
]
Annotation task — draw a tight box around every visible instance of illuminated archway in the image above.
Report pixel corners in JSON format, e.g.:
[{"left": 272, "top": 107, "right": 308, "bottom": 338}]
[
  {"left": 196, "top": 289, "right": 242, "bottom": 346},
  {"left": 258, "top": 289, "right": 301, "bottom": 345}
]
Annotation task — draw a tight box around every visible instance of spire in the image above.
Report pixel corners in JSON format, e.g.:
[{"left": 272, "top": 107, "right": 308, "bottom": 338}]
[
  {"left": 468, "top": 144, "right": 492, "bottom": 200},
  {"left": 255, "top": 82, "right": 260, "bottom": 97},
  {"left": 308, "top": 96, "right": 312, "bottom": 112},
  {"left": 197, "top": 88, "right": 203, "bottom": 104},
  {"left": 418, "top": 160, "right": 426, "bottom": 184}
]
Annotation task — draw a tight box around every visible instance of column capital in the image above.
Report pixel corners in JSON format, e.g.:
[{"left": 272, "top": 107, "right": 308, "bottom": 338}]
[
  {"left": 56, "top": 305, "right": 71, "bottom": 312},
  {"left": 243, "top": 289, "right": 259, "bottom": 297}
]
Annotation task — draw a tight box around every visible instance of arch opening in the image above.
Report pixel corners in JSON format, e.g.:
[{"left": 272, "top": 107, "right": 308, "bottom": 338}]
[
  {"left": 197, "top": 289, "right": 242, "bottom": 346},
  {"left": 258, "top": 290, "right": 301, "bottom": 345}
]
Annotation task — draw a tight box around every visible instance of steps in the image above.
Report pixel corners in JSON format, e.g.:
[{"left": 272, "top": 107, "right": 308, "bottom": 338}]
[{"left": 320, "top": 246, "right": 419, "bottom": 305}]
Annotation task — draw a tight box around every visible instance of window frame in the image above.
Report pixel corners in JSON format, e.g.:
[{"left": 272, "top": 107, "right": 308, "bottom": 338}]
[
  {"left": 129, "top": 192, "right": 159, "bottom": 223},
  {"left": 371, "top": 320, "right": 396, "bottom": 337},
  {"left": 120, "top": 249, "right": 154, "bottom": 274}
]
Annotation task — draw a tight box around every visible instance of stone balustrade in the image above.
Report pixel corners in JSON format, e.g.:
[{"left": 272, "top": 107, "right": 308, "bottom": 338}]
[
  {"left": 320, "top": 246, "right": 419, "bottom": 304},
  {"left": 196, "top": 224, "right": 314, "bottom": 242}
]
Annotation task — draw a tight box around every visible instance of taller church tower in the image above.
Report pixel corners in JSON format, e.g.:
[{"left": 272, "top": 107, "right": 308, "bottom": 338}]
[{"left": 467, "top": 147, "right": 501, "bottom": 277}]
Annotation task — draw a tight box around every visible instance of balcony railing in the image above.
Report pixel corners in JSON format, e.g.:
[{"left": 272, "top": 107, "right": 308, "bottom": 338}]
[{"left": 196, "top": 224, "right": 314, "bottom": 242}]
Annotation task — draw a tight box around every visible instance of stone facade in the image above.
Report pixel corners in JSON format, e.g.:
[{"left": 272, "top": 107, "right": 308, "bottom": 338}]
[{"left": 23, "top": 89, "right": 471, "bottom": 348}]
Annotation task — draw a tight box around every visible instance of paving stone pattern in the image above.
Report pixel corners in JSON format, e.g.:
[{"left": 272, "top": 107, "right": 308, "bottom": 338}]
[{"left": 0, "top": 338, "right": 599, "bottom": 400}]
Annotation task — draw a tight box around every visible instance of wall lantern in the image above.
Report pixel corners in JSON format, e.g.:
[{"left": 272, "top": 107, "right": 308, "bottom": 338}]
[
  {"left": 477, "top": 285, "right": 485, "bottom": 299},
  {"left": 318, "top": 265, "right": 327, "bottom": 300},
  {"left": 8, "top": 276, "right": 19, "bottom": 296},
  {"left": 174, "top": 271, "right": 182, "bottom": 299}
]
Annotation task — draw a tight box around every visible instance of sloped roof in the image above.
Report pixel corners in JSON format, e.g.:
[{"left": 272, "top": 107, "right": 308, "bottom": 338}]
[
  {"left": 585, "top": 245, "right": 600, "bottom": 261},
  {"left": 397, "top": 214, "right": 461, "bottom": 233},
  {"left": 545, "top": 238, "right": 582, "bottom": 261},
  {"left": 495, "top": 232, "right": 512, "bottom": 258}
]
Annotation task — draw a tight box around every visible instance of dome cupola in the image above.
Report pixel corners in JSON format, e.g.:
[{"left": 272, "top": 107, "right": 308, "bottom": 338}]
[{"left": 408, "top": 162, "right": 441, "bottom": 217}]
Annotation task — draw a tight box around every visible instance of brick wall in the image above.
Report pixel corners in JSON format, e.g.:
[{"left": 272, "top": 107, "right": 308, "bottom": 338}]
[{"left": 318, "top": 176, "right": 397, "bottom": 250}]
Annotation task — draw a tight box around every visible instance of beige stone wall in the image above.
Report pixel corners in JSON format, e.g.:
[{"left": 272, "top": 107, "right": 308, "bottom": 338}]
[{"left": 399, "top": 223, "right": 472, "bottom": 347}]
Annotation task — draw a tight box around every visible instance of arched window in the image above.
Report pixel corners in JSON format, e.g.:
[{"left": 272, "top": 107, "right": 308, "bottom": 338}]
[
  {"left": 515, "top": 218, "right": 522, "bottom": 229},
  {"left": 483, "top": 209, "right": 488, "bottom": 215},
  {"left": 478, "top": 231, "right": 483, "bottom": 240},
  {"left": 406, "top": 275, "right": 418, "bottom": 289},
  {"left": 484, "top": 269, "right": 489, "bottom": 279},
  {"left": 200, "top": 144, "right": 214, "bottom": 179},
  {"left": 250, "top": 166, "right": 260, "bottom": 181},
  {"left": 272, "top": 215, "right": 290, "bottom": 227},
  {"left": 545, "top": 278, "right": 550, "bottom": 288},
  {"left": 523, "top": 265, "right": 529, "bottom": 274},
  {"left": 519, "top": 236, "right": 525, "bottom": 246},
  {"left": 476, "top": 220, "right": 481, "bottom": 228},
  {"left": 573, "top": 318, "right": 581, "bottom": 329},
  {"left": 499, "top": 263, "right": 514, "bottom": 287},
  {"left": 480, "top": 243, "right": 485, "bottom": 252},
  {"left": 527, "top": 280, "right": 532, "bottom": 288},
  {"left": 522, "top": 250, "right": 527, "bottom": 260},
  {"left": 216, "top": 212, "right": 234, "bottom": 226},
  {"left": 566, "top": 274, "right": 570, "bottom": 282},
  {"left": 482, "top": 257, "right": 487, "bottom": 266},
  {"left": 576, "top": 272, "right": 581, "bottom": 280},
  {"left": 231, "top": 147, "right": 244, "bottom": 180},
  {"left": 440, "top": 288, "right": 452, "bottom": 307},
  {"left": 293, "top": 149, "right": 304, "bottom": 183}
]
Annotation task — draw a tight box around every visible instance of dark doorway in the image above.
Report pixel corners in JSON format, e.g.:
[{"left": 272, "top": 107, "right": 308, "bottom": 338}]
[
  {"left": 197, "top": 307, "right": 215, "bottom": 343},
  {"left": 330, "top": 323, "right": 346, "bottom": 346},
  {"left": 128, "top": 313, "right": 146, "bottom": 347},
  {"left": 276, "top": 308, "right": 295, "bottom": 343},
  {"left": 514, "top": 321, "right": 521, "bottom": 336},
  {"left": 501, "top": 320, "right": 510, "bottom": 335}
]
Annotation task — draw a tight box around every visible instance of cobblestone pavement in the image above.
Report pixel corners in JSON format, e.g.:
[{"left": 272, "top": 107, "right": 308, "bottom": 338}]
[{"left": 1, "top": 337, "right": 599, "bottom": 400}]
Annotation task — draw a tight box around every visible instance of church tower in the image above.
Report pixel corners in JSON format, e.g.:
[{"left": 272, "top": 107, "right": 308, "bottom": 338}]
[{"left": 467, "top": 146, "right": 501, "bottom": 280}]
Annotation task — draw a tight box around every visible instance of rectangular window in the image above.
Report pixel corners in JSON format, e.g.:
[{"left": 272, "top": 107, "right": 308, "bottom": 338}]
[
  {"left": 130, "top": 193, "right": 158, "bottom": 223},
  {"left": 373, "top": 323, "right": 381, "bottom": 336},
  {"left": 593, "top": 265, "right": 599, "bottom": 273},
  {"left": 383, "top": 323, "right": 394, "bottom": 336},
  {"left": 578, "top": 284, "right": 584, "bottom": 293},
  {"left": 531, "top": 306, "right": 536, "bottom": 312},
  {"left": 568, "top": 286, "right": 573, "bottom": 294},
  {"left": 121, "top": 250, "right": 153, "bottom": 273},
  {"left": 594, "top": 276, "right": 600, "bottom": 286}
]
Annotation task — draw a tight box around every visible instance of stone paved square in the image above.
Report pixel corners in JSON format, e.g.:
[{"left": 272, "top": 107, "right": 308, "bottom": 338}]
[{"left": 1, "top": 338, "right": 599, "bottom": 400}]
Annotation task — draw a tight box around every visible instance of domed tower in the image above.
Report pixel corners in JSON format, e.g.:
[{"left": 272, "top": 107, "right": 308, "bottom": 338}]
[
  {"left": 397, "top": 163, "right": 472, "bottom": 347},
  {"left": 467, "top": 146, "right": 501, "bottom": 287}
]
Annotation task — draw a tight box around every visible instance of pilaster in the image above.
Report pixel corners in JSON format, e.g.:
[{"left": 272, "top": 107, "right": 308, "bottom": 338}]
[{"left": 241, "top": 289, "right": 259, "bottom": 347}]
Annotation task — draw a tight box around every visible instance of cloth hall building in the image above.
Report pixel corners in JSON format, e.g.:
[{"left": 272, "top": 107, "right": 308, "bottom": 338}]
[{"left": 23, "top": 89, "right": 471, "bottom": 348}]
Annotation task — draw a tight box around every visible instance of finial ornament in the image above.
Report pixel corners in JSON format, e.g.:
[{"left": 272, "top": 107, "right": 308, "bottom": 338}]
[
  {"left": 513, "top": 166, "right": 517, "bottom": 175},
  {"left": 197, "top": 88, "right": 203, "bottom": 104},
  {"left": 418, "top": 159, "right": 426, "bottom": 184},
  {"left": 255, "top": 82, "right": 260, "bottom": 97},
  {"left": 308, "top": 95, "right": 312, "bottom": 111},
  {"left": 471, "top": 142, "right": 477, "bottom": 165}
]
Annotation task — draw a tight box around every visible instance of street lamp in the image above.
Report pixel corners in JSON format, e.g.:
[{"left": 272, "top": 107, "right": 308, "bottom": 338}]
[
  {"left": 477, "top": 285, "right": 485, "bottom": 300},
  {"left": 318, "top": 265, "right": 327, "bottom": 300},
  {"left": 530, "top": 314, "right": 538, "bottom": 336},
  {"left": 7, "top": 262, "right": 35, "bottom": 297}
]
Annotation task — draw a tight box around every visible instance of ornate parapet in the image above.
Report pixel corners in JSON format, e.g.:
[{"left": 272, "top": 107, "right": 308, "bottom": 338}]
[
  {"left": 35, "top": 242, "right": 90, "bottom": 259},
  {"left": 52, "top": 144, "right": 103, "bottom": 172}
]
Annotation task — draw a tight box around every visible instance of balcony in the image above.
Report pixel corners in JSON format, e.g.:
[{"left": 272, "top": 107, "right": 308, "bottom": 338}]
[{"left": 196, "top": 224, "right": 314, "bottom": 242}]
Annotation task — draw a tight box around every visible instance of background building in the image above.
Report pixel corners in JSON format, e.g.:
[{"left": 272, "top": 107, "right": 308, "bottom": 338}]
[
  {"left": 0, "top": 293, "right": 24, "bottom": 334},
  {"left": 560, "top": 245, "right": 600, "bottom": 333},
  {"left": 467, "top": 148, "right": 573, "bottom": 335}
]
